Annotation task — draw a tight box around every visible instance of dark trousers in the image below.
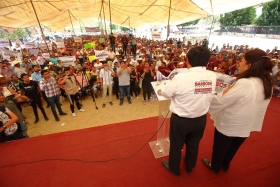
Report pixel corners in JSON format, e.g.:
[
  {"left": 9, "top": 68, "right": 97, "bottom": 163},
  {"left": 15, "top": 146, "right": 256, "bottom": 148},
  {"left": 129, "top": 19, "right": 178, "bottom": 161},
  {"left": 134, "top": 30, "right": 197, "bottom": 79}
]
[
  {"left": 132, "top": 44, "right": 136, "bottom": 55},
  {"left": 169, "top": 113, "right": 207, "bottom": 174},
  {"left": 119, "top": 85, "right": 131, "bottom": 102},
  {"left": 47, "top": 95, "right": 63, "bottom": 119},
  {"left": 130, "top": 80, "right": 137, "bottom": 97},
  {"left": 60, "top": 88, "right": 67, "bottom": 98},
  {"left": 113, "top": 78, "right": 119, "bottom": 97},
  {"left": 123, "top": 44, "right": 127, "bottom": 55},
  {"left": 111, "top": 44, "right": 116, "bottom": 53},
  {"left": 142, "top": 82, "right": 152, "bottom": 100},
  {"left": 42, "top": 91, "right": 50, "bottom": 105},
  {"left": 68, "top": 93, "right": 81, "bottom": 113},
  {"left": 211, "top": 128, "right": 246, "bottom": 173},
  {"left": 30, "top": 97, "right": 47, "bottom": 119}
]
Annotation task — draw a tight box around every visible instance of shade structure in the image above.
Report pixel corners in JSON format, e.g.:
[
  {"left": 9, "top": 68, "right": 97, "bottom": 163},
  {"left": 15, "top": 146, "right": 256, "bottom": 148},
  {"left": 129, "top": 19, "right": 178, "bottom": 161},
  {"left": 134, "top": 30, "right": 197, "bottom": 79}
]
[{"left": 0, "top": 0, "right": 273, "bottom": 31}]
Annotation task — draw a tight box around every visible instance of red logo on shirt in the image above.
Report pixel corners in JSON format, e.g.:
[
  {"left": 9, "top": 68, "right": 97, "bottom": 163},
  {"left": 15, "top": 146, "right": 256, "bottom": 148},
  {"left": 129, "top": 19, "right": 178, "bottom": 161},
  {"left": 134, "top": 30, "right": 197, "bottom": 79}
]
[{"left": 194, "top": 80, "right": 212, "bottom": 94}]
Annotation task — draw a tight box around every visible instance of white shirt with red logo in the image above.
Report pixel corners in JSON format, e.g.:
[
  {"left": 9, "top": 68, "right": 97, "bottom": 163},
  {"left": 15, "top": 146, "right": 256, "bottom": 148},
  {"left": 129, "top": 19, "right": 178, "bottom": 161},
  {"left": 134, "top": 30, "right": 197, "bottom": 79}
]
[{"left": 162, "top": 67, "right": 216, "bottom": 118}]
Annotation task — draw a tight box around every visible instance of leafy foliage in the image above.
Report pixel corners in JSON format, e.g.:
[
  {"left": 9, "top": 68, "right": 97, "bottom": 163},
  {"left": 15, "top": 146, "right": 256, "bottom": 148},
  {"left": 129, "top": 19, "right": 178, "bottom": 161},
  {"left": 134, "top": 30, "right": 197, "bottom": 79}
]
[
  {"left": 219, "top": 7, "right": 256, "bottom": 26},
  {"left": 0, "top": 28, "right": 28, "bottom": 41},
  {"left": 178, "top": 19, "right": 199, "bottom": 27},
  {"left": 256, "top": 0, "right": 280, "bottom": 26}
]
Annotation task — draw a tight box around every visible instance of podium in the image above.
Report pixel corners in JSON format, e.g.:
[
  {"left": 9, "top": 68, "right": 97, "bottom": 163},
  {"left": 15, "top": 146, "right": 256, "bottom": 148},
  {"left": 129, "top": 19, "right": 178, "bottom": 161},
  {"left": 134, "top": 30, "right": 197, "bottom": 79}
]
[{"left": 149, "top": 81, "right": 172, "bottom": 158}]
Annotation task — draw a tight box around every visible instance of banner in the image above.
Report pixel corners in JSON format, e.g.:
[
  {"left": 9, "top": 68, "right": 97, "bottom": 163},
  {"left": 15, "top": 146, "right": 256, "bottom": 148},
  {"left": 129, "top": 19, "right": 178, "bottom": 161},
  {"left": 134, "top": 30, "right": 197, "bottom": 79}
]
[
  {"left": 56, "top": 41, "right": 65, "bottom": 48},
  {"left": 0, "top": 39, "right": 10, "bottom": 48},
  {"left": 88, "top": 55, "right": 96, "bottom": 62},
  {"left": 0, "top": 48, "right": 21, "bottom": 60},
  {"left": 85, "top": 27, "right": 100, "bottom": 32},
  {"left": 42, "top": 53, "right": 50, "bottom": 61},
  {"left": 95, "top": 50, "right": 108, "bottom": 61},
  {"left": 156, "top": 69, "right": 236, "bottom": 93},
  {"left": 214, "top": 72, "right": 236, "bottom": 93},
  {"left": 151, "top": 32, "right": 162, "bottom": 40},
  {"left": 38, "top": 42, "right": 52, "bottom": 50},
  {"left": 58, "top": 56, "right": 76, "bottom": 66},
  {"left": 24, "top": 42, "right": 37, "bottom": 49},
  {"left": 15, "top": 39, "right": 22, "bottom": 48},
  {"left": 29, "top": 48, "right": 39, "bottom": 55},
  {"left": 74, "top": 36, "right": 82, "bottom": 43}
]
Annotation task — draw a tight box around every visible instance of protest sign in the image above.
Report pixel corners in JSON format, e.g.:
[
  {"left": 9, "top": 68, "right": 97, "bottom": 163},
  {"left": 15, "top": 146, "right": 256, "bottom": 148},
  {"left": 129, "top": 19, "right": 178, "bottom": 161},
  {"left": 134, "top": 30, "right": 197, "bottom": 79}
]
[
  {"left": 58, "top": 56, "right": 76, "bottom": 66},
  {"left": 95, "top": 50, "right": 108, "bottom": 61},
  {"left": 24, "top": 42, "right": 37, "bottom": 49},
  {"left": 0, "top": 39, "right": 10, "bottom": 48},
  {"left": 29, "top": 48, "right": 39, "bottom": 55},
  {"left": 85, "top": 27, "right": 100, "bottom": 32},
  {"left": 74, "top": 36, "right": 82, "bottom": 43},
  {"left": 156, "top": 69, "right": 236, "bottom": 93},
  {"left": 0, "top": 48, "right": 21, "bottom": 60},
  {"left": 42, "top": 53, "right": 50, "bottom": 61},
  {"left": 151, "top": 32, "right": 162, "bottom": 40},
  {"left": 88, "top": 55, "right": 96, "bottom": 62},
  {"left": 55, "top": 38, "right": 63, "bottom": 42},
  {"left": 84, "top": 43, "right": 92, "bottom": 49},
  {"left": 56, "top": 41, "right": 65, "bottom": 48},
  {"left": 38, "top": 42, "right": 52, "bottom": 50}
]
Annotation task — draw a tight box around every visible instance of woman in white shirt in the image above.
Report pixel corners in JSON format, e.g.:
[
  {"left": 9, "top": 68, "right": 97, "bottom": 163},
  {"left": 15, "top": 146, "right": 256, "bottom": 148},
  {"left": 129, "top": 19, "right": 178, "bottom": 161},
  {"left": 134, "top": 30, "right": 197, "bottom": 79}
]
[{"left": 202, "top": 49, "right": 273, "bottom": 174}]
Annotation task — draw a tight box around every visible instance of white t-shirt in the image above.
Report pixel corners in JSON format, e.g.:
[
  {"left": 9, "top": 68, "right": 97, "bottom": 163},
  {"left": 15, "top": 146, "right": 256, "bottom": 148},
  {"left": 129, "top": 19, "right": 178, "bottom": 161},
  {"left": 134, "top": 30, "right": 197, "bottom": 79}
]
[
  {"left": 209, "top": 78, "right": 271, "bottom": 137},
  {"left": 162, "top": 67, "right": 216, "bottom": 118}
]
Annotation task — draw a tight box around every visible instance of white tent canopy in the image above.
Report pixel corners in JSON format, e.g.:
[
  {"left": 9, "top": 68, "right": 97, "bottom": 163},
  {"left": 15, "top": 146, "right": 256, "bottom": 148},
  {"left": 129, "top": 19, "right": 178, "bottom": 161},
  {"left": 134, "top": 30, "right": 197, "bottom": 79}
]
[{"left": 0, "top": 0, "right": 272, "bottom": 31}]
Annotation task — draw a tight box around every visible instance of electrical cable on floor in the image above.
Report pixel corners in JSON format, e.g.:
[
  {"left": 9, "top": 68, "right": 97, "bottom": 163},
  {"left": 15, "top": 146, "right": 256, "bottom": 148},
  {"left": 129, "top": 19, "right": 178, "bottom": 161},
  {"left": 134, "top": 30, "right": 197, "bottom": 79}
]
[
  {"left": 0, "top": 110, "right": 171, "bottom": 169},
  {"left": 267, "top": 108, "right": 280, "bottom": 113}
]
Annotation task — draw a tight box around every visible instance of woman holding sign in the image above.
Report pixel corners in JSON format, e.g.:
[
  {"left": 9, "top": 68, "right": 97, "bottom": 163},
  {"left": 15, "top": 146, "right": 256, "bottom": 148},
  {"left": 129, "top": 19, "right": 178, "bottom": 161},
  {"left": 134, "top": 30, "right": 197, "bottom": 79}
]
[{"left": 203, "top": 49, "right": 273, "bottom": 174}]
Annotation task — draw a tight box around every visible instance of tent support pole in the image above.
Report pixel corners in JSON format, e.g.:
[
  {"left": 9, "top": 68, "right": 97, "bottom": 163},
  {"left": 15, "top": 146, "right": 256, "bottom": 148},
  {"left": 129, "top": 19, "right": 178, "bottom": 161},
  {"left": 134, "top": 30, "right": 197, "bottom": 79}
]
[
  {"left": 208, "top": 0, "right": 214, "bottom": 41},
  {"left": 167, "top": 0, "right": 171, "bottom": 39},
  {"left": 102, "top": 0, "right": 107, "bottom": 38},
  {"left": 68, "top": 10, "right": 76, "bottom": 36},
  {"left": 30, "top": 0, "right": 51, "bottom": 55},
  {"left": 109, "top": 0, "right": 112, "bottom": 33},
  {"left": 79, "top": 20, "right": 83, "bottom": 33}
]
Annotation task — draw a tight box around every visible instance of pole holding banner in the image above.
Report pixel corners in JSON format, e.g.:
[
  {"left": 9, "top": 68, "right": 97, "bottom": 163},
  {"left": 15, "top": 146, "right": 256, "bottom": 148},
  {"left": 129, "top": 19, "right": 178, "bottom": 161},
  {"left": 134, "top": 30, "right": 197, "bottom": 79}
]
[
  {"left": 109, "top": 0, "right": 112, "bottom": 34},
  {"left": 30, "top": 0, "right": 51, "bottom": 56},
  {"left": 167, "top": 0, "right": 172, "bottom": 39},
  {"left": 68, "top": 10, "right": 76, "bottom": 36},
  {"left": 102, "top": 0, "right": 108, "bottom": 38}
]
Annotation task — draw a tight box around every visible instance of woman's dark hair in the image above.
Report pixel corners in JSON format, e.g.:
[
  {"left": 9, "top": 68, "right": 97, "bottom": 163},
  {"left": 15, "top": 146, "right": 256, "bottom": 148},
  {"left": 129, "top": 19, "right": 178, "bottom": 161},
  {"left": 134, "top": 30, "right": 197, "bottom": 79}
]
[
  {"left": 187, "top": 46, "right": 210, "bottom": 67},
  {"left": 238, "top": 49, "right": 273, "bottom": 100}
]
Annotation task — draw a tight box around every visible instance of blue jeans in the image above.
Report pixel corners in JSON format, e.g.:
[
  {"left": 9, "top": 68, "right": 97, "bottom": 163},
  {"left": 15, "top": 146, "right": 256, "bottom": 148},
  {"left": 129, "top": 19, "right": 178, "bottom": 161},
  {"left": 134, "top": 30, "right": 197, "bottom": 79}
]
[
  {"left": 119, "top": 85, "right": 131, "bottom": 102},
  {"left": 47, "top": 95, "right": 63, "bottom": 118}
]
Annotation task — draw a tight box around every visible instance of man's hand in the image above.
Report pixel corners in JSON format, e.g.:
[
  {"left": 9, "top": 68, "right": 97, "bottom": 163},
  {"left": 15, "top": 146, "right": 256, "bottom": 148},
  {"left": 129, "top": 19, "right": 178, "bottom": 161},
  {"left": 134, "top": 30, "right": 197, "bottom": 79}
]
[{"left": 157, "top": 89, "right": 162, "bottom": 96}]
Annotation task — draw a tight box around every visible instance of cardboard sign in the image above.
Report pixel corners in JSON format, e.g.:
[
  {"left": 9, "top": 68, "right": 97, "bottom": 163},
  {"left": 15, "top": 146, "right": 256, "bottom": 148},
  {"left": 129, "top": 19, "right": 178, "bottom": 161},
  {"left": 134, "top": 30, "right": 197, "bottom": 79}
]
[
  {"left": 58, "top": 56, "right": 76, "bottom": 66},
  {"left": 95, "top": 50, "right": 108, "bottom": 61},
  {"left": 56, "top": 41, "right": 65, "bottom": 48},
  {"left": 0, "top": 48, "right": 21, "bottom": 60},
  {"left": 85, "top": 27, "right": 100, "bottom": 32},
  {"left": 88, "top": 55, "right": 96, "bottom": 62},
  {"left": 38, "top": 42, "right": 52, "bottom": 50},
  {"left": 74, "top": 36, "right": 82, "bottom": 43},
  {"left": 29, "top": 48, "right": 39, "bottom": 55},
  {"left": 24, "top": 42, "right": 38, "bottom": 49},
  {"left": 42, "top": 53, "right": 50, "bottom": 61},
  {"left": 151, "top": 32, "right": 162, "bottom": 40},
  {"left": 0, "top": 39, "right": 10, "bottom": 48}
]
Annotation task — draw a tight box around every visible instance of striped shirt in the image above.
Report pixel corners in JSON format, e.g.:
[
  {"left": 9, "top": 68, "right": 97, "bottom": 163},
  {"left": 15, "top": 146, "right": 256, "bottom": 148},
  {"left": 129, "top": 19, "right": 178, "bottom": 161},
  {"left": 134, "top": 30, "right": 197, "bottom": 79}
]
[{"left": 39, "top": 77, "right": 60, "bottom": 97}]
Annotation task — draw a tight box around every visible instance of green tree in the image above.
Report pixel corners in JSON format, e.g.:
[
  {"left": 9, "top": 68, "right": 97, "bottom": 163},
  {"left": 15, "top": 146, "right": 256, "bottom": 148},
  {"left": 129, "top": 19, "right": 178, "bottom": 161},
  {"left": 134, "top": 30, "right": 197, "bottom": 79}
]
[
  {"left": 0, "top": 28, "right": 28, "bottom": 41},
  {"left": 178, "top": 19, "right": 199, "bottom": 27},
  {"left": 256, "top": 0, "right": 280, "bottom": 26},
  {"left": 120, "top": 26, "right": 130, "bottom": 31},
  {"left": 219, "top": 7, "right": 256, "bottom": 26}
]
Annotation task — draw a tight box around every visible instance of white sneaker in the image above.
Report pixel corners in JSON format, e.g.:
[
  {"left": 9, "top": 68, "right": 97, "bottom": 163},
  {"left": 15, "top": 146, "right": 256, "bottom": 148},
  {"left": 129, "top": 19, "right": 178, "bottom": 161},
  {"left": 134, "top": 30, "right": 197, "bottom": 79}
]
[
  {"left": 72, "top": 113, "right": 76, "bottom": 117},
  {"left": 78, "top": 109, "right": 85, "bottom": 112}
]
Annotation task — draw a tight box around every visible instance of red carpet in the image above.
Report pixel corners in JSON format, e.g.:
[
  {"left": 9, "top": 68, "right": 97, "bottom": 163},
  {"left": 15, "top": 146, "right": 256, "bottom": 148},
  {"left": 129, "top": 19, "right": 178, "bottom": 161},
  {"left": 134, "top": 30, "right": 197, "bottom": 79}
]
[{"left": 0, "top": 96, "right": 280, "bottom": 187}]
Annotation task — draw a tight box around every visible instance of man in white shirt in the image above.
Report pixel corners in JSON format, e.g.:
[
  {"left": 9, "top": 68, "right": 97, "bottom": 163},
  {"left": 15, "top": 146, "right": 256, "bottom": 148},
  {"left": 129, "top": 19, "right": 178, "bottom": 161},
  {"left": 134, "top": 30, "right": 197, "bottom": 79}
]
[
  {"left": 107, "top": 48, "right": 116, "bottom": 60},
  {"left": 100, "top": 61, "right": 115, "bottom": 108},
  {"left": 158, "top": 46, "right": 217, "bottom": 175},
  {"left": 13, "top": 61, "right": 27, "bottom": 78}
]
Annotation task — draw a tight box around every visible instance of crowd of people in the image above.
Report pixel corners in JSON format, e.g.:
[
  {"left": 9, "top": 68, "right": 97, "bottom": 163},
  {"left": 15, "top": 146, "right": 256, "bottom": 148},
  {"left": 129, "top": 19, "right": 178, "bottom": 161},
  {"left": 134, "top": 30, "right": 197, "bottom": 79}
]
[{"left": 0, "top": 33, "right": 279, "bottom": 146}]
